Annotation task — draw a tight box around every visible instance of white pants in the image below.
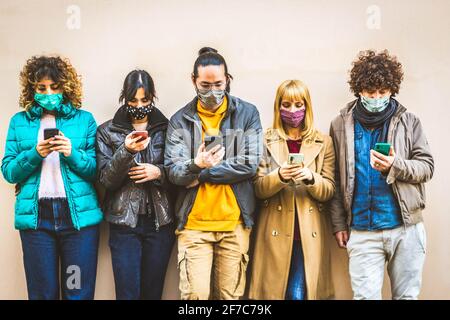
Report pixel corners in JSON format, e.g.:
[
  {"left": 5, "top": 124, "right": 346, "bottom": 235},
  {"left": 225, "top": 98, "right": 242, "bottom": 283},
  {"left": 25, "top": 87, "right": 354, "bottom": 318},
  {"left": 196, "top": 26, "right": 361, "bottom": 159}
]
[{"left": 347, "top": 222, "right": 426, "bottom": 300}]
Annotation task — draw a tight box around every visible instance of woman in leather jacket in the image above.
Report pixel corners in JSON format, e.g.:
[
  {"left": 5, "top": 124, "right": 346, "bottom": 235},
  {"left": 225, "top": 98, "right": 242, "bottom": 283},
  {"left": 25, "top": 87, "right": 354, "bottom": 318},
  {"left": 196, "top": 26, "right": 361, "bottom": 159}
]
[{"left": 96, "top": 69, "right": 175, "bottom": 300}]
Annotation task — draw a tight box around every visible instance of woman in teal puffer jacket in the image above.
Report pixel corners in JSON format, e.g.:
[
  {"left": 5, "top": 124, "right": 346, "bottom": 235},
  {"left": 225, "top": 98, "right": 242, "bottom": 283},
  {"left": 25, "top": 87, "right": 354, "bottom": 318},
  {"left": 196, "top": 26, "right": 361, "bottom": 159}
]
[{"left": 1, "top": 55, "right": 103, "bottom": 300}]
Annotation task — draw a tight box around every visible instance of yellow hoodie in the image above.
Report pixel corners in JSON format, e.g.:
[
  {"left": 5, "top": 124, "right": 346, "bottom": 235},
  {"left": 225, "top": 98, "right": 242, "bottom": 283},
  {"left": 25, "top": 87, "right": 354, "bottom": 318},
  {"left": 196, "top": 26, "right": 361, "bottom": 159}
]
[{"left": 185, "top": 97, "right": 241, "bottom": 231}]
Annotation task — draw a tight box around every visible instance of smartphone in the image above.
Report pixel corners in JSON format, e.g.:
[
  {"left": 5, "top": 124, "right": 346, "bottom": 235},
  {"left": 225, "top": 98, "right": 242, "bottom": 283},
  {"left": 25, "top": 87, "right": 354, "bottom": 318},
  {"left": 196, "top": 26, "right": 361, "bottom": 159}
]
[
  {"left": 374, "top": 142, "right": 391, "bottom": 156},
  {"left": 43, "top": 128, "right": 59, "bottom": 140},
  {"left": 288, "top": 153, "right": 305, "bottom": 165},
  {"left": 204, "top": 135, "right": 223, "bottom": 152},
  {"left": 131, "top": 130, "right": 148, "bottom": 142}
]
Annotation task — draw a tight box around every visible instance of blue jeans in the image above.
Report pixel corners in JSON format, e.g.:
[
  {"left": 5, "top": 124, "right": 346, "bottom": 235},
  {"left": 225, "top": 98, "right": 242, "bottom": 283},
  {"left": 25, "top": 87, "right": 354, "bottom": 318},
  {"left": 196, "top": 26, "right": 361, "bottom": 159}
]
[
  {"left": 19, "top": 198, "right": 100, "bottom": 300},
  {"left": 109, "top": 215, "right": 175, "bottom": 300},
  {"left": 286, "top": 240, "right": 307, "bottom": 300}
]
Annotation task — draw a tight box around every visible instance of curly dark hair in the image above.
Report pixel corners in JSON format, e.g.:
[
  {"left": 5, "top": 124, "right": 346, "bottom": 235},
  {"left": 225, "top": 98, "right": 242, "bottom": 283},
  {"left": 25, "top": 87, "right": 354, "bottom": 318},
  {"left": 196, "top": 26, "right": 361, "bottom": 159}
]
[
  {"left": 348, "top": 50, "right": 404, "bottom": 97},
  {"left": 19, "top": 55, "right": 82, "bottom": 110}
]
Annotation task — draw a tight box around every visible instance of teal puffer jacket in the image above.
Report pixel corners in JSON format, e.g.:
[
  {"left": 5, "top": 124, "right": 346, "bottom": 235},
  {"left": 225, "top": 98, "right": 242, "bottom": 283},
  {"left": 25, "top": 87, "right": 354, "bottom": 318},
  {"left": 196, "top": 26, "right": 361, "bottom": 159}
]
[{"left": 1, "top": 103, "right": 103, "bottom": 230}]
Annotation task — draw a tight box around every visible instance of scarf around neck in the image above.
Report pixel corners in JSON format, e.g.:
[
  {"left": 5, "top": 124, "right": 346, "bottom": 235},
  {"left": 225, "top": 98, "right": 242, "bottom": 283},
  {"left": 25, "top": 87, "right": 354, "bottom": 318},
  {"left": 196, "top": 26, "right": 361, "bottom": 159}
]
[{"left": 353, "top": 98, "right": 398, "bottom": 143}]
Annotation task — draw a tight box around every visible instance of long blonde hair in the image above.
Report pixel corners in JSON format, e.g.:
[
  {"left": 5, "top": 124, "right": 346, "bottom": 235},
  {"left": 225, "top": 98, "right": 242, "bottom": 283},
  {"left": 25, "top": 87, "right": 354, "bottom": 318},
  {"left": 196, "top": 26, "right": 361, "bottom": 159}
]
[{"left": 273, "top": 80, "right": 316, "bottom": 141}]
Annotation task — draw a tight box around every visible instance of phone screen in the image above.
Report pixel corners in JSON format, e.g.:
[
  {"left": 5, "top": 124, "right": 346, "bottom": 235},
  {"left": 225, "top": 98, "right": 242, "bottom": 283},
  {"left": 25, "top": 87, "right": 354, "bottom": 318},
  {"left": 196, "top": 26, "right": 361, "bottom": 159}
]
[
  {"left": 44, "top": 128, "right": 59, "bottom": 140},
  {"left": 288, "top": 153, "right": 304, "bottom": 165},
  {"left": 132, "top": 131, "right": 148, "bottom": 142}
]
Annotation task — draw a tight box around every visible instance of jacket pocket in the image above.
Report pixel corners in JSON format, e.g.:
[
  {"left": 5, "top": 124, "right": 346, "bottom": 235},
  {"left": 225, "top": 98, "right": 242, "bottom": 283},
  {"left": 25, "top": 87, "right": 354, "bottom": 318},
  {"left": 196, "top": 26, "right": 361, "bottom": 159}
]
[{"left": 398, "top": 182, "right": 425, "bottom": 213}]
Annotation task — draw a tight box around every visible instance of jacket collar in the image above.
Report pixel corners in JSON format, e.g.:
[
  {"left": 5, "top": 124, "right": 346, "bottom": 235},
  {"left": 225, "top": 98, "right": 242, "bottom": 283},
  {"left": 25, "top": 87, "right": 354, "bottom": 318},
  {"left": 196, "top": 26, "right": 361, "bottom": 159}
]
[
  {"left": 265, "top": 128, "right": 324, "bottom": 168},
  {"left": 340, "top": 98, "right": 408, "bottom": 142},
  {"left": 110, "top": 104, "right": 168, "bottom": 134},
  {"left": 340, "top": 98, "right": 407, "bottom": 122},
  {"left": 26, "top": 102, "right": 77, "bottom": 120}
]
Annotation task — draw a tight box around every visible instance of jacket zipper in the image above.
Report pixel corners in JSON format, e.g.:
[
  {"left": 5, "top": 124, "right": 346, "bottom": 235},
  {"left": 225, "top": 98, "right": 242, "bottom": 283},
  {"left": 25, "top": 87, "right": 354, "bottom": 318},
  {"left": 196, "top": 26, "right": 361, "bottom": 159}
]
[
  {"left": 32, "top": 173, "right": 42, "bottom": 230},
  {"left": 341, "top": 113, "right": 354, "bottom": 228},
  {"left": 148, "top": 136, "right": 161, "bottom": 232},
  {"left": 56, "top": 117, "right": 80, "bottom": 230},
  {"left": 29, "top": 119, "right": 41, "bottom": 230},
  {"left": 181, "top": 106, "right": 242, "bottom": 229},
  {"left": 230, "top": 183, "right": 245, "bottom": 224},
  {"left": 180, "top": 186, "right": 199, "bottom": 228},
  {"left": 387, "top": 115, "right": 406, "bottom": 225},
  {"left": 114, "top": 123, "right": 168, "bottom": 230},
  {"left": 182, "top": 115, "right": 202, "bottom": 228},
  {"left": 219, "top": 109, "right": 247, "bottom": 225}
]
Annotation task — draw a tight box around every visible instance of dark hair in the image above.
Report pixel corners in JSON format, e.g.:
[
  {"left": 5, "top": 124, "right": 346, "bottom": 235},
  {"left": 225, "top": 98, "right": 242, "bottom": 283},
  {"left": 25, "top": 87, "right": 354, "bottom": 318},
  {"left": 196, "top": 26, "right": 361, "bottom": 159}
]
[
  {"left": 20, "top": 55, "right": 82, "bottom": 110},
  {"left": 349, "top": 49, "right": 404, "bottom": 97},
  {"left": 192, "top": 47, "right": 233, "bottom": 92},
  {"left": 119, "top": 69, "right": 156, "bottom": 104}
]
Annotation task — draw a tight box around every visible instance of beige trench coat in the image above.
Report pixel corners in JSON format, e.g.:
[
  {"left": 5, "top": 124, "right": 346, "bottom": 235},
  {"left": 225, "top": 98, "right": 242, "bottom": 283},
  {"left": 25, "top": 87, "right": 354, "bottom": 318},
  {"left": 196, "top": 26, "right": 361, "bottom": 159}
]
[{"left": 248, "top": 128, "right": 336, "bottom": 300}]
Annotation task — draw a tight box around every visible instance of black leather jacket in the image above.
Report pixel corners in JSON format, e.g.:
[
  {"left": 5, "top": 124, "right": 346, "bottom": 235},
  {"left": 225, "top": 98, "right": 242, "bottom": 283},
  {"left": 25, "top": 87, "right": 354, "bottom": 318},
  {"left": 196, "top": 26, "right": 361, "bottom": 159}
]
[{"left": 96, "top": 105, "right": 174, "bottom": 229}]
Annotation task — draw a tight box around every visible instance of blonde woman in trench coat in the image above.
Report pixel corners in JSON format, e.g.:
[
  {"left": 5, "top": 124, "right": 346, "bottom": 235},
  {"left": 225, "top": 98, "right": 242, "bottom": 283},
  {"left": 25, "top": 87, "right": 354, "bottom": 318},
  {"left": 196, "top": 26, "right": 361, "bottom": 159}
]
[{"left": 248, "top": 80, "right": 336, "bottom": 300}]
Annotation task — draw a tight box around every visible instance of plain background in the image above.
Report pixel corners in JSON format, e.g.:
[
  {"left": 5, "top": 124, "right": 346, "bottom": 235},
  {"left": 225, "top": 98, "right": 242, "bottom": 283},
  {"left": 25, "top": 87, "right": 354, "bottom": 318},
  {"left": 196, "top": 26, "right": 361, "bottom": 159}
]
[{"left": 0, "top": 0, "right": 449, "bottom": 299}]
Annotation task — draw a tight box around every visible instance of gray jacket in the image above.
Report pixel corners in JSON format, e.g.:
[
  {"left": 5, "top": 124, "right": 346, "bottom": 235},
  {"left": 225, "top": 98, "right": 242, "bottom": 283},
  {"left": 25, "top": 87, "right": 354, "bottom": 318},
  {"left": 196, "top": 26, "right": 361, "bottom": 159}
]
[
  {"left": 328, "top": 99, "right": 434, "bottom": 233},
  {"left": 164, "top": 94, "right": 263, "bottom": 230}
]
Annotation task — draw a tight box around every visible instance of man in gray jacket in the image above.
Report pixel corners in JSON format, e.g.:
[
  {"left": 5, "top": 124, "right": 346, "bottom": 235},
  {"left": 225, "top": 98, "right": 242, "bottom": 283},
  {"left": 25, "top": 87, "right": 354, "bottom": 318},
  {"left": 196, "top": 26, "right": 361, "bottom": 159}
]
[
  {"left": 164, "top": 47, "right": 263, "bottom": 300},
  {"left": 329, "top": 50, "right": 434, "bottom": 300}
]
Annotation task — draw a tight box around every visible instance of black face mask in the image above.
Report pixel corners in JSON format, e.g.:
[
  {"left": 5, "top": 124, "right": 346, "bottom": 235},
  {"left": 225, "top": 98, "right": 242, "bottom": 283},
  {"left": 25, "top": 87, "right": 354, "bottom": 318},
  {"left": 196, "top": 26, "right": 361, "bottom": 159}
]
[{"left": 126, "top": 103, "right": 154, "bottom": 120}]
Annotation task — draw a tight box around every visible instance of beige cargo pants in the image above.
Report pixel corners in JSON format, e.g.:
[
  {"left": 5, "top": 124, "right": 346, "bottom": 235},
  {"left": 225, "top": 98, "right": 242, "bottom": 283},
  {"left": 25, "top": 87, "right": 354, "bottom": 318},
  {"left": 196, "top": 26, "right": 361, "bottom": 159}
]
[{"left": 176, "top": 223, "right": 250, "bottom": 300}]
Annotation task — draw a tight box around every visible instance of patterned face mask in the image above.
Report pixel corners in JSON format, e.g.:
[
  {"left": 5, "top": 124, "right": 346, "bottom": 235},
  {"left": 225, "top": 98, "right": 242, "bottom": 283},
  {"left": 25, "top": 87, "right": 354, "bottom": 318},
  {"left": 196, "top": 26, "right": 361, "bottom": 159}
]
[
  {"left": 360, "top": 95, "right": 390, "bottom": 113},
  {"left": 126, "top": 102, "right": 154, "bottom": 120},
  {"left": 280, "top": 108, "right": 306, "bottom": 128},
  {"left": 196, "top": 88, "right": 225, "bottom": 109}
]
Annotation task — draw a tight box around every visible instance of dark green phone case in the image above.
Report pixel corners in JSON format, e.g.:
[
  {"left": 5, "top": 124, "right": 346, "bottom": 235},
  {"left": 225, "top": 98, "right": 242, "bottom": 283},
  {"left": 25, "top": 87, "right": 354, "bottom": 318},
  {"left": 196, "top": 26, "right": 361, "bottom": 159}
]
[{"left": 374, "top": 142, "right": 391, "bottom": 156}]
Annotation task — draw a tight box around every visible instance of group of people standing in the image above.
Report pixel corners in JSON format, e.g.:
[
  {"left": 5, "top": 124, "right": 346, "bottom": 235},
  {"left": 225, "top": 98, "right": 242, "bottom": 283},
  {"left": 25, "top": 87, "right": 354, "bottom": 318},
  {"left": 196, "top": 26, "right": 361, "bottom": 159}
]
[{"left": 1, "top": 47, "right": 434, "bottom": 300}]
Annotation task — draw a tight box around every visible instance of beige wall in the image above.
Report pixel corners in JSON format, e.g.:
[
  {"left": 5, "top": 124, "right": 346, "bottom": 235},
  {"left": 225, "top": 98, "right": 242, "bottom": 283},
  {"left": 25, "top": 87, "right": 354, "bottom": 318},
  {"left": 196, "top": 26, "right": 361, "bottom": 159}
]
[{"left": 0, "top": 0, "right": 449, "bottom": 299}]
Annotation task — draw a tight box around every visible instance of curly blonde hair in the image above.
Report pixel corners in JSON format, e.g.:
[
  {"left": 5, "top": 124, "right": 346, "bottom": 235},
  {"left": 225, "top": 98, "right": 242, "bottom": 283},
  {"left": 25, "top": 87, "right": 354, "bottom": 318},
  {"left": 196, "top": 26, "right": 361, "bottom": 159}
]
[{"left": 19, "top": 55, "right": 82, "bottom": 110}]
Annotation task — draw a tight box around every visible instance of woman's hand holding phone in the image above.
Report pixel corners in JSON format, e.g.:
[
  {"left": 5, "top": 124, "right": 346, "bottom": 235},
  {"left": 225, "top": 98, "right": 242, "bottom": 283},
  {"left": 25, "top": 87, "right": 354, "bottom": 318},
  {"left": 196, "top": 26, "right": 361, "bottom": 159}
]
[
  {"left": 49, "top": 132, "right": 72, "bottom": 157},
  {"left": 131, "top": 131, "right": 148, "bottom": 142},
  {"left": 292, "top": 167, "right": 314, "bottom": 184},
  {"left": 36, "top": 138, "right": 55, "bottom": 158},
  {"left": 278, "top": 162, "right": 303, "bottom": 183},
  {"left": 125, "top": 132, "right": 150, "bottom": 154},
  {"left": 36, "top": 131, "right": 72, "bottom": 158}
]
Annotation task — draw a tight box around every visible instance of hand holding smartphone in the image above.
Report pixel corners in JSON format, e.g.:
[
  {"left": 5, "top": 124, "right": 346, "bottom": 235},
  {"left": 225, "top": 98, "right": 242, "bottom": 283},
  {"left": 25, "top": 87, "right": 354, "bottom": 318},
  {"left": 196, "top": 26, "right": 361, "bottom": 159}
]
[
  {"left": 288, "top": 153, "right": 305, "bottom": 166},
  {"left": 131, "top": 130, "right": 149, "bottom": 142},
  {"left": 43, "top": 128, "right": 59, "bottom": 140},
  {"left": 373, "top": 142, "right": 391, "bottom": 156},
  {"left": 204, "top": 135, "right": 223, "bottom": 152},
  {"left": 38, "top": 128, "right": 59, "bottom": 158}
]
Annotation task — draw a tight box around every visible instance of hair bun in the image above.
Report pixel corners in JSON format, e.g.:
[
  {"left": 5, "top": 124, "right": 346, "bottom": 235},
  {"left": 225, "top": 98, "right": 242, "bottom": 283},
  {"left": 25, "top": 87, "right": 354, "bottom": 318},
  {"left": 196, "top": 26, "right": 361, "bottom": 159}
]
[{"left": 198, "top": 47, "right": 218, "bottom": 56}]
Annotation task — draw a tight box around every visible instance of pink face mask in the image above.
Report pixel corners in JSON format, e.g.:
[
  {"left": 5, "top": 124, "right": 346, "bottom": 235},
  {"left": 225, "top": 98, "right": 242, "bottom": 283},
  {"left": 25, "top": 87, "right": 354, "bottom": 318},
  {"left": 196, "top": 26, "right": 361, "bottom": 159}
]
[{"left": 280, "top": 108, "right": 306, "bottom": 128}]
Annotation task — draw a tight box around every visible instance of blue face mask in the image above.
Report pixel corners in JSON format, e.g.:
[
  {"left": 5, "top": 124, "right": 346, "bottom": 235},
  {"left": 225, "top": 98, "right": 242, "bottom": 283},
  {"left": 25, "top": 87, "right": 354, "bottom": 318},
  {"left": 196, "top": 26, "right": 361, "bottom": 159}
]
[
  {"left": 34, "top": 93, "right": 63, "bottom": 111},
  {"left": 360, "top": 95, "right": 390, "bottom": 113}
]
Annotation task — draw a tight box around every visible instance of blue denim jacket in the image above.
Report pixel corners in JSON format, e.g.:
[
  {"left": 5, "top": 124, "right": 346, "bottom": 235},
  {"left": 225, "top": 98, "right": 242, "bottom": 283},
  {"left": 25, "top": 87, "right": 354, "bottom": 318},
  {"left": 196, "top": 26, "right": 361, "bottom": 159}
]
[{"left": 351, "top": 120, "right": 402, "bottom": 230}]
